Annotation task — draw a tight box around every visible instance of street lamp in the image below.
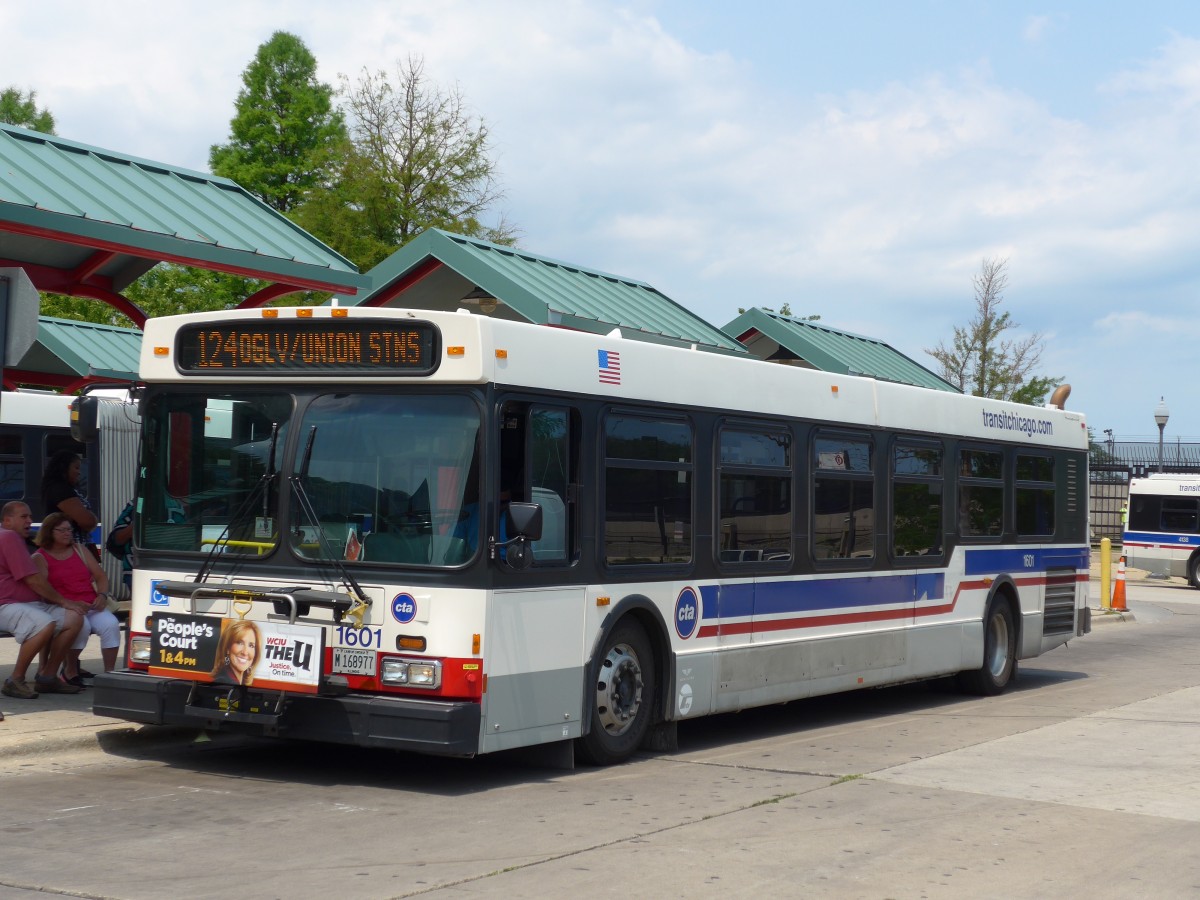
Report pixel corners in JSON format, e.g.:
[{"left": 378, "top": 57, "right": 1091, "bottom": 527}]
[{"left": 1154, "top": 397, "right": 1170, "bottom": 473}]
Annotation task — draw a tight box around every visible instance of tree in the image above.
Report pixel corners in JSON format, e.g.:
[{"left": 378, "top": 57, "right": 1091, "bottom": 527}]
[
  {"left": 38, "top": 292, "right": 125, "bottom": 326},
  {"left": 39, "top": 266, "right": 263, "bottom": 327},
  {"left": 0, "top": 87, "right": 55, "bottom": 132},
  {"left": 294, "top": 55, "right": 514, "bottom": 269},
  {"left": 926, "top": 257, "right": 1059, "bottom": 404},
  {"left": 209, "top": 32, "right": 346, "bottom": 213},
  {"left": 124, "top": 266, "right": 262, "bottom": 319}
]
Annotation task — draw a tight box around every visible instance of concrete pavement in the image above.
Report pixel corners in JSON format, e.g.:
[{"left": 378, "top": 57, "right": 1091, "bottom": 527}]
[
  {"left": 0, "top": 626, "right": 197, "bottom": 757},
  {"left": 0, "top": 566, "right": 1157, "bottom": 759}
]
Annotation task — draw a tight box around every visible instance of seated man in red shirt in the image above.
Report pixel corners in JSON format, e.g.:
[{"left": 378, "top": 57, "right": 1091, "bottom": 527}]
[{"left": 0, "top": 501, "right": 86, "bottom": 699}]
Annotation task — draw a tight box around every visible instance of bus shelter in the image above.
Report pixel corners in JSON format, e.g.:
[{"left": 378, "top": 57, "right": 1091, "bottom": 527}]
[{"left": 0, "top": 123, "right": 370, "bottom": 389}]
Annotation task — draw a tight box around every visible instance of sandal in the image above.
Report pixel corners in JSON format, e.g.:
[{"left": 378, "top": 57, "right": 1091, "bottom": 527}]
[
  {"left": 77, "top": 668, "right": 96, "bottom": 679},
  {"left": 62, "top": 674, "right": 87, "bottom": 688}
]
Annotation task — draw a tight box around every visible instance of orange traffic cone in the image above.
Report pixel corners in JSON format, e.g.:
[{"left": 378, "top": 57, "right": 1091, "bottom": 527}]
[{"left": 1111, "top": 556, "right": 1128, "bottom": 611}]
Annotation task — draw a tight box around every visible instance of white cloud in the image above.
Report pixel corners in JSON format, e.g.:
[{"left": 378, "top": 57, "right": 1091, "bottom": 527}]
[
  {"left": 1096, "top": 310, "right": 1188, "bottom": 336},
  {"left": 1102, "top": 34, "right": 1200, "bottom": 100}
]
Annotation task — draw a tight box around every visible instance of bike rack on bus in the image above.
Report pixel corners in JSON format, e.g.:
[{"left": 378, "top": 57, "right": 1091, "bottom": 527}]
[{"left": 154, "top": 580, "right": 355, "bottom": 625}]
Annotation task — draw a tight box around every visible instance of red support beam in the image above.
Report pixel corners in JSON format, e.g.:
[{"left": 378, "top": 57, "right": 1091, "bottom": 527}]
[
  {"left": 0, "top": 256, "right": 147, "bottom": 327},
  {"left": 71, "top": 284, "right": 148, "bottom": 329},
  {"left": 69, "top": 249, "right": 118, "bottom": 283},
  {"left": 0, "top": 257, "right": 109, "bottom": 294},
  {"left": 0, "top": 219, "right": 360, "bottom": 296}
]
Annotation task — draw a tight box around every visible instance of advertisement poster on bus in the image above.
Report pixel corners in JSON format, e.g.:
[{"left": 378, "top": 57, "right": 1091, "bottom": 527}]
[{"left": 149, "top": 612, "right": 323, "bottom": 694}]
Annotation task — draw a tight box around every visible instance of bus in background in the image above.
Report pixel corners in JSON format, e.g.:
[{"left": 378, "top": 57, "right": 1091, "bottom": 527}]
[
  {"left": 91, "top": 306, "right": 1090, "bottom": 766},
  {"left": 0, "top": 390, "right": 140, "bottom": 602},
  {"left": 1124, "top": 474, "right": 1200, "bottom": 585}
]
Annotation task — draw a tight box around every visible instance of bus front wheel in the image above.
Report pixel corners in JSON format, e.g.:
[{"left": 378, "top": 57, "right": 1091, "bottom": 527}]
[
  {"left": 576, "top": 619, "right": 656, "bottom": 766},
  {"left": 957, "top": 597, "right": 1017, "bottom": 696},
  {"left": 1188, "top": 554, "right": 1200, "bottom": 589}
]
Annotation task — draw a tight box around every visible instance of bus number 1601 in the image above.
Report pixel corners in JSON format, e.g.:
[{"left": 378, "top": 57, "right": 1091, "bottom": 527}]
[{"left": 336, "top": 626, "right": 382, "bottom": 649}]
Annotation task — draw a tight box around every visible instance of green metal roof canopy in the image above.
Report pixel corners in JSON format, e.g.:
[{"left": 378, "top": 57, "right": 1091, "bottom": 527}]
[
  {"left": 4, "top": 316, "right": 142, "bottom": 392},
  {"left": 346, "top": 229, "right": 746, "bottom": 355},
  {"left": 724, "top": 308, "right": 960, "bottom": 392},
  {"left": 0, "top": 123, "right": 370, "bottom": 329}
]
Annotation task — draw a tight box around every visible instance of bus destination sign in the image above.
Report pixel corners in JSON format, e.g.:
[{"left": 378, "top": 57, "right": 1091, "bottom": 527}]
[{"left": 175, "top": 320, "right": 440, "bottom": 375}]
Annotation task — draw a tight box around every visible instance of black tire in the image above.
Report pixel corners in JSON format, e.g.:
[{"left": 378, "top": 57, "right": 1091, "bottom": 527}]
[
  {"left": 957, "top": 596, "right": 1017, "bottom": 696},
  {"left": 576, "top": 618, "right": 656, "bottom": 766},
  {"left": 1188, "top": 554, "right": 1200, "bottom": 589}
]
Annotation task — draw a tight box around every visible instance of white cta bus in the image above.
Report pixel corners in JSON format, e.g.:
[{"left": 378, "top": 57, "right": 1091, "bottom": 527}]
[
  {"left": 91, "top": 306, "right": 1090, "bottom": 765},
  {"left": 1124, "top": 474, "right": 1200, "bottom": 584}
]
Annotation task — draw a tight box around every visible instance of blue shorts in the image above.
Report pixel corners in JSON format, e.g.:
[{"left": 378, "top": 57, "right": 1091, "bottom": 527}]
[{"left": 0, "top": 601, "right": 71, "bottom": 643}]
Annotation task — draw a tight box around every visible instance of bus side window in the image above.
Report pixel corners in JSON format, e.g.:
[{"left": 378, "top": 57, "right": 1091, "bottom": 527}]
[
  {"left": 718, "top": 425, "right": 792, "bottom": 566},
  {"left": 812, "top": 432, "right": 874, "bottom": 560},
  {"left": 1161, "top": 498, "right": 1200, "bottom": 533},
  {"left": 892, "top": 441, "right": 943, "bottom": 557}
]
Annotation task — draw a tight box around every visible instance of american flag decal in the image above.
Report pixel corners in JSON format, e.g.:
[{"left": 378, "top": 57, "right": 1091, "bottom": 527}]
[{"left": 598, "top": 349, "right": 621, "bottom": 384}]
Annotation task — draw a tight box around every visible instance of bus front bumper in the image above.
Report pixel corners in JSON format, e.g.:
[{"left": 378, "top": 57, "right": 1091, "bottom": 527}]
[{"left": 92, "top": 671, "right": 482, "bottom": 756}]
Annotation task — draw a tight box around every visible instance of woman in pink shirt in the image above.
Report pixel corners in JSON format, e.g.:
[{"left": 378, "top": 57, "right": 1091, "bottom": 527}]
[{"left": 33, "top": 511, "right": 119, "bottom": 684}]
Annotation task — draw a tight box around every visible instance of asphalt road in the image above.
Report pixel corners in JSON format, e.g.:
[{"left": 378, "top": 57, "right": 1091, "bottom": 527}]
[{"left": 2, "top": 578, "right": 1199, "bottom": 899}]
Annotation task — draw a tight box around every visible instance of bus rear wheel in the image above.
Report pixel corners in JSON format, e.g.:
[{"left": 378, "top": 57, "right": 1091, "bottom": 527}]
[
  {"left": 1188, "top": 554, "right": 1200, "bottom": 589},
  {"left": 957, "top": 597, "right": 1017, "bottom": 696},
  {"left": 576, "top": 619, "right": 655, "bottom": 766}
]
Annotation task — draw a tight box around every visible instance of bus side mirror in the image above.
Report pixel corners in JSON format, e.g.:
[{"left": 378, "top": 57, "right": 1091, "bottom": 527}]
[
  {"left": 70, "top": 395, "right": 99, "bottom": 443},
  {"left": 504, "top": 502, "right": 543, "bottom": 542},
  {"left": 499, "top": 502, "right": 543, "bottom": 571}
]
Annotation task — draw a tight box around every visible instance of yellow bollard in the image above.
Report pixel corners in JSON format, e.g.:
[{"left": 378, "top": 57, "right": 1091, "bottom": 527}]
[{"left": 1099, "top": 538, "right": 1111, "bottom": 611}]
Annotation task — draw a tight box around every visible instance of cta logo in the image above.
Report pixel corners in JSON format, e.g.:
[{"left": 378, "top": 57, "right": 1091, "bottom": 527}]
[
  {"left": 675, "top": 587, "right": 699, "bottom": 639},
  {"left": 391, "top": 592, "right": 417, "bottom": 624},
  {"left": 677, "top": 681, "right": 694, "bottom": 715}
]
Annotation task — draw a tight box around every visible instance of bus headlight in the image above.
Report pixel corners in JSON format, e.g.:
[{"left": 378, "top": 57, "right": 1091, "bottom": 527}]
[
  {"left": 131, "top": 635, "right": 152, "bottom": 665},
  {"left": 380, "top": 657, "right": 442, "bottom": 689}
]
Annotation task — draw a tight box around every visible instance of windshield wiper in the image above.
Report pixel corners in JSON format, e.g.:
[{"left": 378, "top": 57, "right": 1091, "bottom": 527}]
[
  {"left": 193, "top": 423, "right": 279, "bottom": 584},
  {"left": 289, "top": 425, "right": 372, "bottom": 624}
]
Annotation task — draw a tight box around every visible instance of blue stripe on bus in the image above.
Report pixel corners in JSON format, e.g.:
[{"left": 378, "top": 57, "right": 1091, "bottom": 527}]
[
  {"left": 698, "top": 572, "right": 945, "bottom": 620},
  {"left": 694, "top": 547, "right": 1089, "bottom": 622},
  {"left": 1123, "top": 531, "right": 1200, "bottom": 547},
  {"left": 962, "top": 546, "right": 1088, "bottom": 575}
]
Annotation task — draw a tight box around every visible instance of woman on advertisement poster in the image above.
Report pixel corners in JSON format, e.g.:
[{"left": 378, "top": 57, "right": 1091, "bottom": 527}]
[{"left": 210, "top": 620, "right": 262, "bottom": 686}]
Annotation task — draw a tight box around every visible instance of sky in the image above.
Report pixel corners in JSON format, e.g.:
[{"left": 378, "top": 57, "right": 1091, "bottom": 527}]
[{"left": 4, "top": 0, "right": 1200, "bottom": 440}]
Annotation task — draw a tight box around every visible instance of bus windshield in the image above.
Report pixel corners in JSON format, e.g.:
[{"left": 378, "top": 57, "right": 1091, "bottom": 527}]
[
  {"left": 288, "top": 393, "right": 480, "bottom": 566},
  {"left": 138, "top": 390, "right": 482, "bottom": 567},
  {"left": 139, "top": 392, "right": 293, "bottom": 556}
]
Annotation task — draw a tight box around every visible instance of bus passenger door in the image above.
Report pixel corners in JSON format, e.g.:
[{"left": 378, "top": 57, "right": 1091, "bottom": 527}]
[
  {"left": 484, "top": 402, "right": 585, "bottom": 752},
  {"left": 497, "top": 402, "right": 576, "bottom": 563}
]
